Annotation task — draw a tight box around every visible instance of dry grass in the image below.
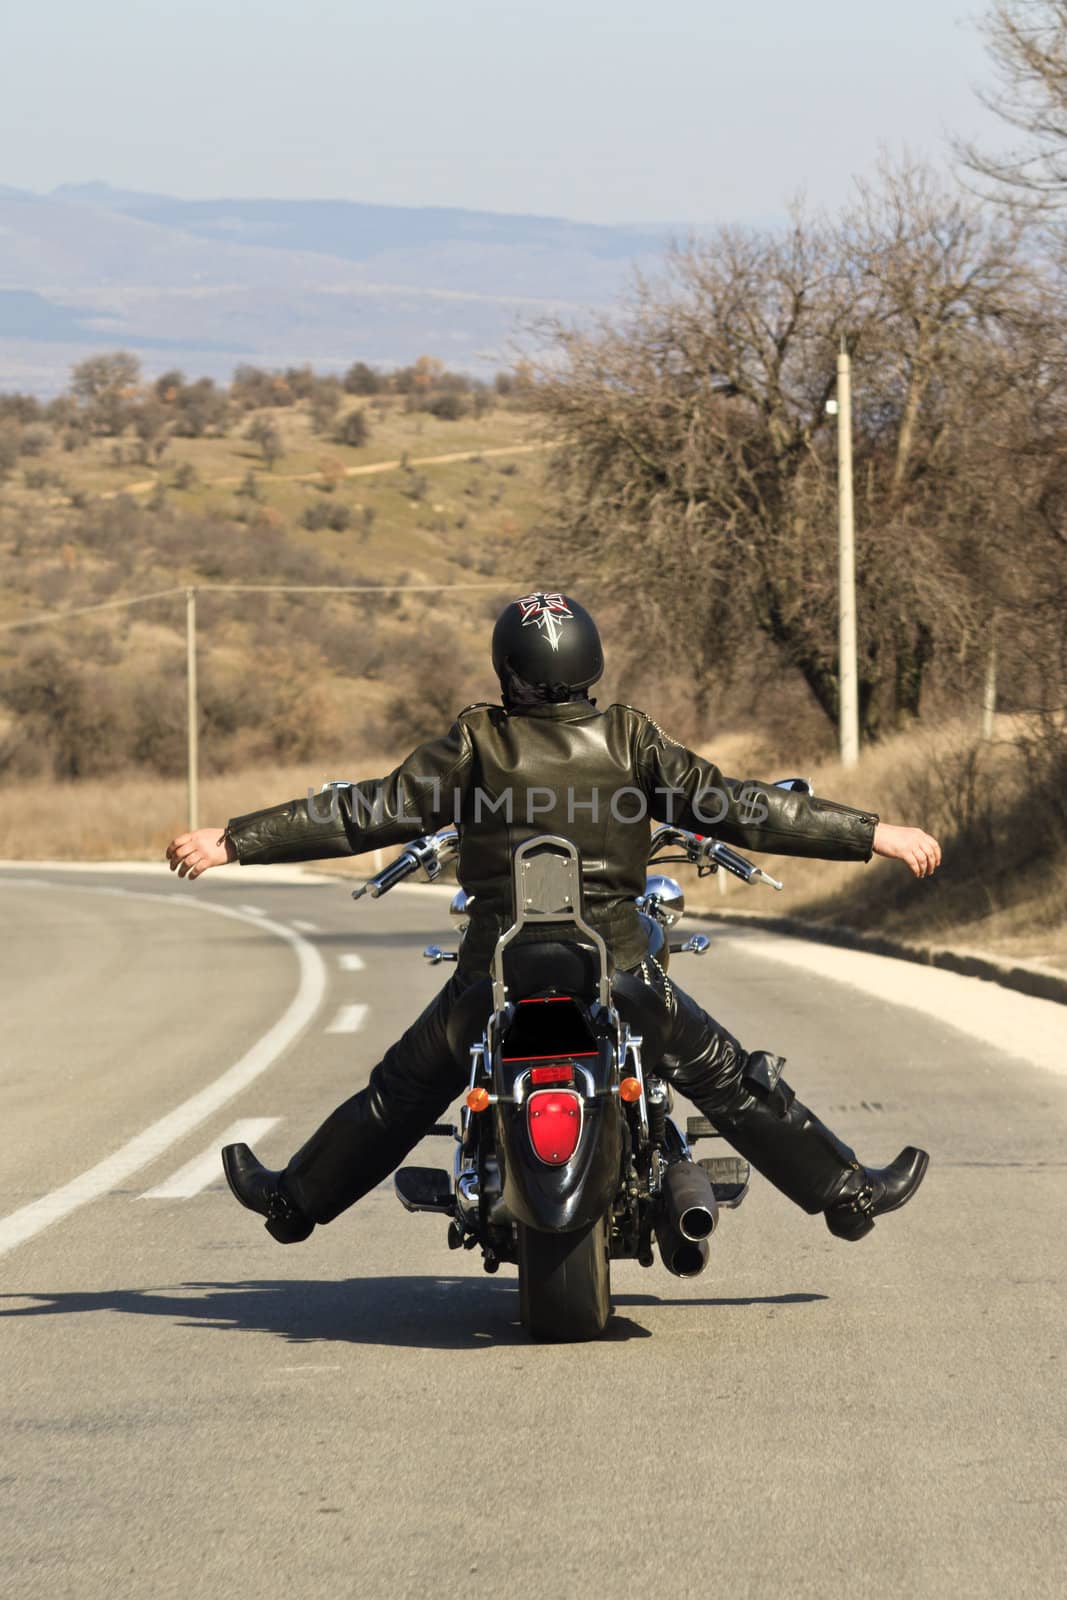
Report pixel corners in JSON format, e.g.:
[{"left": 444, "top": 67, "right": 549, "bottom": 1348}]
[
  {"left": 0, "top": 755, "right": 399, "bottom": 864},
  {"left": 687, "top": 713, "right": 1067, "bottom": 974}
]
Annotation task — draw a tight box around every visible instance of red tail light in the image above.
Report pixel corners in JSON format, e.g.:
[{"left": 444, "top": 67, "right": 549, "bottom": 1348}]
[
  {"left": 530, "top": 1063, "right": 574, "bottom": 1085},
  {"left": 527, "top": 1090, "right": 582, "bottom": 1165}
]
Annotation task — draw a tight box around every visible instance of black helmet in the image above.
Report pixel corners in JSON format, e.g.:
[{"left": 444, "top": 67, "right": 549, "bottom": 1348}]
[{"left": 491, "top": 591, "right": 603, "bottom": 698}]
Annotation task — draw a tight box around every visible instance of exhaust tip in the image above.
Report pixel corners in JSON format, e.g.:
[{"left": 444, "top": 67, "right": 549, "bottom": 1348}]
[
  {"left": 668, "top": 1238, "right": 710, "bottom": 1277},
  {"left": 679, "top": 1204, "right": 716, "bottom": 1242}
]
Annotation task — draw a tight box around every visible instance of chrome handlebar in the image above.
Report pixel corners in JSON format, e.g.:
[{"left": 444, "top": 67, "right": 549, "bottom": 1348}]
[
  {"left": 352, "top": 827, "right": 459, "bottom": 900},
  {"left": 647, "top": 826, "right": 783, "bottom": 890},
  {"left": 356, "top": 820, "right": 781, "bottom": 905}
]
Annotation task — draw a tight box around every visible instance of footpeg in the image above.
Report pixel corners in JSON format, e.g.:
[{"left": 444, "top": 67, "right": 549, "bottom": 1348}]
[
  {"left": 698, "top": 1155, "right": 750, "bottom": 1208},
  {"left": 686, "top": 1116, "right": 722, "bottom": 1141},
  {"left": 395, "top": 1167, "right": 454, "bottom": 1214}
]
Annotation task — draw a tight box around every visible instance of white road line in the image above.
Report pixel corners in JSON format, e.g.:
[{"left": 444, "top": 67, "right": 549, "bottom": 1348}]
[
  {"left": 140, "top": 1118, "right": 280, "bottom": 1200},
  {"left": 338, "top": 952, "right": 365, "bottom": 971},
  {"left": 292, "top": 919, "right": 319, "bottom": 933},
  {"left": 0, "top": 887, "right": 327, "bottom": 1259},
  {"left": 240, "top": 903, "right": 266, "bottom": 916},
  {"left": 326, "top": 1003, "right": 369, "bottom": 1034}
]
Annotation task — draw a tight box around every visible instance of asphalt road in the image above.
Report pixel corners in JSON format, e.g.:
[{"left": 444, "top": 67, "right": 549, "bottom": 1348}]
[{"left": 1, "top": 864, "right": 1064, "bottom": 1599}]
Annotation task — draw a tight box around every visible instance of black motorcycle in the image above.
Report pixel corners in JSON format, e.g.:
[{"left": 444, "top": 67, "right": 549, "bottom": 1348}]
[{"left": 353, "top": 800, "right": 801, "bottom": 1342}]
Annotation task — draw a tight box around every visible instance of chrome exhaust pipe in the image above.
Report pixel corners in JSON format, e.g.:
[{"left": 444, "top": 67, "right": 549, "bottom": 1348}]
[
  {"left": 663, "top": 1157, "right": 720, "bottom": 1243},
  {"left": 654, "top": 1216, "right": 711, "bottom": 1278}
]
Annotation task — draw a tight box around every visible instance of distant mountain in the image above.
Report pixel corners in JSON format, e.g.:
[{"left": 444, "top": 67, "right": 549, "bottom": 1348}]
[{"left": 0, "top": 182, "right": 692, "bottom": 395}]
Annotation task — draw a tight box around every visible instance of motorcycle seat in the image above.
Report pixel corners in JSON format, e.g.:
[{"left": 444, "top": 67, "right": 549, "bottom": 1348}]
[{"left": 445, "top": 944, "right": 671, "bottom": 1068}]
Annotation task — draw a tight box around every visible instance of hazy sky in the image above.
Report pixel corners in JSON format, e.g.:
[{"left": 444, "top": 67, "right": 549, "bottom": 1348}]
[{"left": 2, "top": 0, "right": 1002, "bottom": 224}]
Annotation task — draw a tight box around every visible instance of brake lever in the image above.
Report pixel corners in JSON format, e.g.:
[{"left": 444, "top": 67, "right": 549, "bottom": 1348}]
[{"left": 423, "top": 945, "right": 459, "bottom": 964}]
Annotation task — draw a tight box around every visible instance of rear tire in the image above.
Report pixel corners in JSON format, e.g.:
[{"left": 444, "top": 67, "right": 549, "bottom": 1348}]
[{"left": 517, "top": 1214, "right": 611, "bottom": 1342}]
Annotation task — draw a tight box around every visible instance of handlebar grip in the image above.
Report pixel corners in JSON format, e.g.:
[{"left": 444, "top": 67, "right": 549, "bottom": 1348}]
[
  {"left": 706, "top": 841, "right": 759, "bottom": 882},
  {"left": 363, "top": 852, "right": 420, "bottom": 898}
]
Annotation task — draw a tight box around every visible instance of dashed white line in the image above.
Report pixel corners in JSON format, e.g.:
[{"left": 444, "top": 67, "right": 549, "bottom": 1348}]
[
  {"left": 338, "top": 952, "right": 365, "bottom": 971},
  {"left": 240, "top": 904, "right": 266, "bottom": 916},
  {"left": 292, "top": 919, "right": 319, "bottom": 933},
  {"left": 0, "top": 888, "right": 326, "bottom": 1259},
  {"left": 326, "top": 1003, "right": 369, "bottom": 1034},
  {"left": 140, "top": 1118, "right": 281, "bottom": 1200}
]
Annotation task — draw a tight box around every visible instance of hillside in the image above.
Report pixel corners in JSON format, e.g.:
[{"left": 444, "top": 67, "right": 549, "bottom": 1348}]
[
  {"left": 0, "top": 385, "right": 556, "bottom": 779},
  {"left": 0, "top": 184, "right": 681, "bottom": 393}
]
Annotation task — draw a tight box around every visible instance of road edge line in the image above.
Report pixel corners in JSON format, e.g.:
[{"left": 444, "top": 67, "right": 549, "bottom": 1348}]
[{"left": 0, "top": 888, "right": 327, "bottom": 1259}]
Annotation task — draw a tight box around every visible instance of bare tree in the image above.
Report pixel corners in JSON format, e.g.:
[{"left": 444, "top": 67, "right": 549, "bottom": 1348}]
[
  {"left": 958, "top": 2, "right": 1067, "bottom": 215},
  {"left": 70, "top": 351, "right": 141, "bottom": 437},
  {"left": 527, "top": 162, "right": 1038, "bottom": 741}
]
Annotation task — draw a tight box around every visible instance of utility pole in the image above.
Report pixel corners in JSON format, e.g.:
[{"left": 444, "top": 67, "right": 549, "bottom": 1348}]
[
  {"left": 836, "top": 337, "right": 860, "bottom": 767},
  {"left": 186, "top": 587, "right": 199, "bottom": 831},
  {"left": 981, "top": 619, "right": 997, "bottom": 741}
]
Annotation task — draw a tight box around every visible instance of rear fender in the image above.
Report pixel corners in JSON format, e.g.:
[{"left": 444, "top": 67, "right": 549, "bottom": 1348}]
[{"left": 494, "top": 1037, "right": 622, "bottom": 1233}]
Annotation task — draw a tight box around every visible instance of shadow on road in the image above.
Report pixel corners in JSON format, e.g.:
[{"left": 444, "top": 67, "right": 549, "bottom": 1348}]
[{"left": 0, "top": 1280, "right": 826, "bottom": 1349}]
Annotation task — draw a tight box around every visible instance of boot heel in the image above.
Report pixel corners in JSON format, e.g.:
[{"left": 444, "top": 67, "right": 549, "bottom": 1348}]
[{"left": 825, "top": 1206, "right": 875, "bottom": 1242}]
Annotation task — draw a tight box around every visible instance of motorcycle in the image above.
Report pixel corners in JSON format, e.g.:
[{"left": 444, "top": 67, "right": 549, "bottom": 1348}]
[{"left": 349, "top": 788, "right": 807, "bottom": 1342}]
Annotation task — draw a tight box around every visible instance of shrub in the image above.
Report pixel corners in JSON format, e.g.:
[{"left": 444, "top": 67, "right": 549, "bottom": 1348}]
[
  {"left": 231, "top": 365, "right": 295, "bottom": 409},
  {"left": 302, "top": 501, "right": 333, "bottom": 531},
  {"left": 334, "top": 408, "right": 370, "bottom": 448},
  {"left": 246, "top": 416, "right": 283, "bottom": 469},
  {"left": 282, "top": 365, "right": 317, "bottom": 400},
  {"left": 0, "top": 428, "right": 19, "bottom": 478},
  {"left": 344, "top": 361, "right": 383, "bottom": 395},
  {"left": 172, "top": 378, "right": 229, "bottom": 438},
  {"left": 133, "top": 401, "right": 168, "bottom": 444},
  {"left": 19, "top": 425, "right": 51, "bottom": 457},
  {"left": 0, "top": 392, "right": 43, "bottom": 424},
  {"left": 70, "top": 352, "right": 140, "bottom": 437},
  {"left": 309, "top": 385, "right": 343, "bottom": 434}
]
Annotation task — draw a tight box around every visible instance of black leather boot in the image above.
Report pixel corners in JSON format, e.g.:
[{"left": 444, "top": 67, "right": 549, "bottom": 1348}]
[
  {"left": 824, "top": 1147, "right": 929, "bottom": 1241},
  {"left": 221, "top": 1143, "right": 314, "bottom": 1243}
]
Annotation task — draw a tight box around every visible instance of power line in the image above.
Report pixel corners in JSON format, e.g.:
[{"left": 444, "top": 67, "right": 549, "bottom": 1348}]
[
  {"left": 0, "top": 580, "right": 517, "bottom": 635},
  {"left": 0, "top": 586, "right": 187, "bottom": 633}
]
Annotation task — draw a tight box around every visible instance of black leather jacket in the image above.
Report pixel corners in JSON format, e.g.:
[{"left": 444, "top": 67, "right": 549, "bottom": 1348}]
[{"left": 225, "top": 700, "right": 878, "bottom": 973}]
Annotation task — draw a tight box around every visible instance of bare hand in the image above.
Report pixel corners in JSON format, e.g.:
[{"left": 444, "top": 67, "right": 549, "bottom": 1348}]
[
  {"left": 872, "top": 823, "right": 942, "bottom": 879},
  {"left": 165, "top": 827, "right": 236, "bottom": 880}
]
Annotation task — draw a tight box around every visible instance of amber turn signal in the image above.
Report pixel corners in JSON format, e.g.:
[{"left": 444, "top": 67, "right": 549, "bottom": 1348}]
[
  {"left": 619, "top": 1077, "right": 643, "bottom": 1103},
  {"left": 466, "top": 1087, "right": 491, "bottom": 1113}
]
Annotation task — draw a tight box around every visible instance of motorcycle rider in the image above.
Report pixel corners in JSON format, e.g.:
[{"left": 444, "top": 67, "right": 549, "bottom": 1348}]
[{"left": 166, "top": 591, "right": 939, "bottom": 1247}]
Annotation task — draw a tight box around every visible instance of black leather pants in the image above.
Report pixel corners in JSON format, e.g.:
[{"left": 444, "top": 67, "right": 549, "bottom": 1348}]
[
  {"left": 284, "top": 971, "right": 472, "bottom": 1224},
  {"left": 284, "top": 965, "right": 857, "bottom": 1225},
  {"left": 654, "top": 969, "right": 859, "bottom": 1214}
]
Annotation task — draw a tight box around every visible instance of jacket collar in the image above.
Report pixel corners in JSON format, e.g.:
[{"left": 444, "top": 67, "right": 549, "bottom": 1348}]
[{"left": 507, "top": 700, "right": 600, "bottom": 722}]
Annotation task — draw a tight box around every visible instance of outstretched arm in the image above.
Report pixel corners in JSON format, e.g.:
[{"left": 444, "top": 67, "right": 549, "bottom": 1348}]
[
  {"left": 164, "top": 716, "right": 475, "bottom": 880},
  {"left": 633, "top": 710, "right": 942, "bottom": 876}
]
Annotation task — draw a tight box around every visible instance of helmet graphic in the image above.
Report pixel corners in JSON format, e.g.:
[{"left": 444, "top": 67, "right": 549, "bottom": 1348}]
[{"left": 491, "top": 591, "right": 603, "bottom": 696}]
